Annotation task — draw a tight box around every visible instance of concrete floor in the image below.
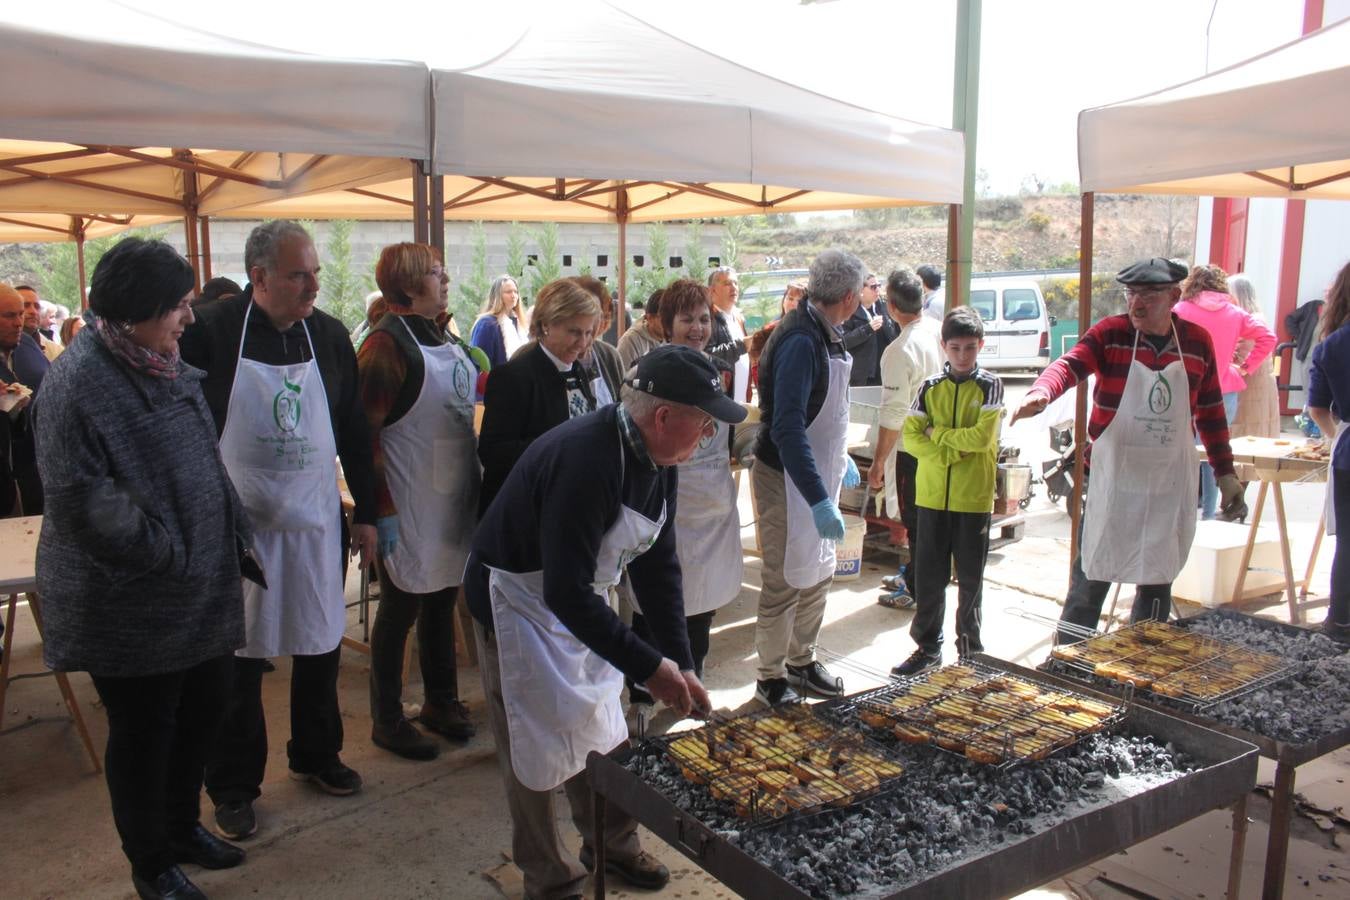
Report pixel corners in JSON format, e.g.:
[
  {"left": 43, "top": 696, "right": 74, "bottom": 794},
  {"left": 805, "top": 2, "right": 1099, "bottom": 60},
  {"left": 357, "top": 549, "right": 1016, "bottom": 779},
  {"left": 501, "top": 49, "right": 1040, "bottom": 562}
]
[{"left": 3, "top": 386, "right": 1346, "bottom": 898}]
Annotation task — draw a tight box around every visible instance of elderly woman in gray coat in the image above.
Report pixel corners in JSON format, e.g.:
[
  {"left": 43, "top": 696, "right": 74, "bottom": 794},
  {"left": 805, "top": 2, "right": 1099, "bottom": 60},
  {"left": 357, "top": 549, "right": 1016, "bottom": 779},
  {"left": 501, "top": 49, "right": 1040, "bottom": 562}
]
[{"left": 35, "top": 238, "right": 252, "bottom": 900}]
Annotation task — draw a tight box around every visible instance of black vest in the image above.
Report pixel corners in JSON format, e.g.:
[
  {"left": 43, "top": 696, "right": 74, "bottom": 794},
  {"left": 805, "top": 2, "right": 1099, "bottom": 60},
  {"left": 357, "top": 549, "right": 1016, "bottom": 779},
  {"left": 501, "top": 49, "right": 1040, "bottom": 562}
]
[{"left": 753, "top": 302, "right": 846, "bottom": 472}]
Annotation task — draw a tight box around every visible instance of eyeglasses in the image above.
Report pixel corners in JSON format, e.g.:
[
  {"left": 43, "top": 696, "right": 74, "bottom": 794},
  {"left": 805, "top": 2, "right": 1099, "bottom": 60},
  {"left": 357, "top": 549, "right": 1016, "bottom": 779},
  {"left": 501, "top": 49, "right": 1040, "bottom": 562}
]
[
  {"left": 864, "top": 282, "right": 880, "bottom": 290},
  {"left": 429, "top": 265, "right": 447, "bottom": 278},
  {"left": 1124, "top": 286, "right": 1172, "bottom": 299}
]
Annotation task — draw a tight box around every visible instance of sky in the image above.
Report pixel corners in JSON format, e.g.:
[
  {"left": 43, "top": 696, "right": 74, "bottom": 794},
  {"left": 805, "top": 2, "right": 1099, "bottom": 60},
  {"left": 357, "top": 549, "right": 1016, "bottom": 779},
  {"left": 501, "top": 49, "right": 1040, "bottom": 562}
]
[{"left": 95, "top": 0, "right": 1316, "bottom": 195}]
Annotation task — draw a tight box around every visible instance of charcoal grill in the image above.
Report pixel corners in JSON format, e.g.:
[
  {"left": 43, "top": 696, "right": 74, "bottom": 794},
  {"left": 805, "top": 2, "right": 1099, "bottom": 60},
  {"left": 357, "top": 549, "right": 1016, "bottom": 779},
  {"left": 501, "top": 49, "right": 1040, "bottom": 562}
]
[
  {"left": 820, "top": 660, "right": 1126, "bottom": 769},
  {"left": 1048, "top": 619, "right": 1296, "bottom": 710},
  {"left": 655, "top": 702, "right": 906, "bottom": 825},
  {"left": 1041, "top": 609, "right": 1350, "bottom": 900},
  {"left": 586, "top": 656, "right": 1257, "bottom": 900}
]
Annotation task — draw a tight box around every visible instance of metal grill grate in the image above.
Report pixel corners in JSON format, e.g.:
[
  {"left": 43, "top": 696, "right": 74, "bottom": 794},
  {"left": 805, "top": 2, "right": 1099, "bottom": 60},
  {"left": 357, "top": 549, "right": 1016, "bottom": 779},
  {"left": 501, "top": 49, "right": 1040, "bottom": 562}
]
[
  {"left": 652, "top": 703, "right": 906, "bottom": 825},
  {"left": 819, "top": 661, "right": 1127, "bottom": 769},
  {"left": 1048, "top": 619, "right": 1296, "bottom": 710}
]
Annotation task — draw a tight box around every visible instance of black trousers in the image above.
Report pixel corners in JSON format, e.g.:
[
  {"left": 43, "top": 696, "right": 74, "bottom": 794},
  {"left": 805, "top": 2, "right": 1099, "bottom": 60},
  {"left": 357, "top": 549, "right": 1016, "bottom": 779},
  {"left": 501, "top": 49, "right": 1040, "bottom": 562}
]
[
  {"left": 910, "top": 507, "right": 989, "bottom": 656},
  {"left": 204, "top": 646, "right": 344, "bottom": 804},
  {"left": 630, "top": 610, "right": 715, "bottom": 679},
  {"left": 90, "top": 654, "right": 234, "bottom": 880},
  {"left": 1331, "top": 467, "right": 1350, "bottom": 626},
  {"left": 368, "top": 557, "right": 460, "bottom": 727},
  {"left": 896, "top": 451, "right": 919, "bottom": 597},
  {"left": 1057, "top": 496, "right": 1171, "bottom": 645}
]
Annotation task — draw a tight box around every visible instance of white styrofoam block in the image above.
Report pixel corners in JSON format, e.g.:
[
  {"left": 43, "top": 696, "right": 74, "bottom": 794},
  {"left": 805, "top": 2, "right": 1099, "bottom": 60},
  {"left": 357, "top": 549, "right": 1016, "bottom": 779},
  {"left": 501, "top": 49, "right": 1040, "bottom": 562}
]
[{"left": 1172, "top": 520, "right": 1286, "bottom": 608}]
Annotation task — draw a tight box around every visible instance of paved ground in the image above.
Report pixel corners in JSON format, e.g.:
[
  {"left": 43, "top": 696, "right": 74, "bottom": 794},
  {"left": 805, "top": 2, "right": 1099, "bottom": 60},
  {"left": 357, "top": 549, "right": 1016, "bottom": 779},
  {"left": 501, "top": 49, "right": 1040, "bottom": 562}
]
[{"left": 3, "top": 383, "right": 1345, "bottom": 898}]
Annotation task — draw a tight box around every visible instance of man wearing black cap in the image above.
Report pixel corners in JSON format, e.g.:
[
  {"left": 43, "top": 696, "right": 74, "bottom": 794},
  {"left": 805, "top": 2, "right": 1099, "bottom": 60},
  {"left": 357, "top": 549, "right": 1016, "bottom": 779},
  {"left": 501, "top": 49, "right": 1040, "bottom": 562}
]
[
  {"left": 463, "top": 344, "right": 744, "bottom": 900},
  {"left": 1011, "top": 258, "right": 1239, "bottom": 643}
]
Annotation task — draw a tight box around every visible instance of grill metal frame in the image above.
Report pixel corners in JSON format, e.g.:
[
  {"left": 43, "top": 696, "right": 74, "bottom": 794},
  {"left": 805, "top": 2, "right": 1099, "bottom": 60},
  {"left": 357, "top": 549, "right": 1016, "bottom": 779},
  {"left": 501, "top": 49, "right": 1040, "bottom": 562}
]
[
  {"left": 586, "top": 656, "right": 1258, "bottom": 900},
  {"left": 817, "top": 659, "right": 1127, "bottom": 770}
]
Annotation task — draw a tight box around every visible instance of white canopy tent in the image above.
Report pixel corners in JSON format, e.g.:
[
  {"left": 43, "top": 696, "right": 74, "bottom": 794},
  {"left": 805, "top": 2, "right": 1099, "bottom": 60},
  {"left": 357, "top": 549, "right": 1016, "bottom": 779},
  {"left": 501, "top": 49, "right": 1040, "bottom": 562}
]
[
  {"left": 0, "top": 1, "right": 964, "bottom": 305},
  {"left": 1078, "top": 16, "right": 1350, "bottom": 199}
]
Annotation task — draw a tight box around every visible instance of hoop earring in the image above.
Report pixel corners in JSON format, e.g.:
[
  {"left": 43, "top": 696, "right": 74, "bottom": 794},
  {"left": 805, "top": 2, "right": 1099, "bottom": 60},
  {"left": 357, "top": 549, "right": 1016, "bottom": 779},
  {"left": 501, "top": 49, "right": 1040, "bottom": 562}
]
[{"left": 119, "top": 320, "right": 135, "bottom": 335}]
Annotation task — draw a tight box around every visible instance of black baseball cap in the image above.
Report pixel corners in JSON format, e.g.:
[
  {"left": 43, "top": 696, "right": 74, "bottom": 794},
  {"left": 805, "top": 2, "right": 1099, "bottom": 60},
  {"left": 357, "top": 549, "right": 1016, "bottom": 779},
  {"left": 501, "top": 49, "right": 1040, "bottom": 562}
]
[
  {"left": 1117, "top": 257, "right": 1189, "bottom": 285},
  {"left": 626, "top": 344, "right": 748, "bottom": 424}
]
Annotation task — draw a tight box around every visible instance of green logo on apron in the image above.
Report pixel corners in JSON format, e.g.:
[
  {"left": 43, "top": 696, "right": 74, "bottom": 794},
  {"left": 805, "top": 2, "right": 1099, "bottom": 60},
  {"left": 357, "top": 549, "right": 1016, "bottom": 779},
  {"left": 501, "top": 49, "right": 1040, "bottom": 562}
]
[
  {"left": 1147, "top": 372, "right": 1173, "bottom": 415},
  {"left": 273, "top": 377, "right": 302, "bottom": 433}
]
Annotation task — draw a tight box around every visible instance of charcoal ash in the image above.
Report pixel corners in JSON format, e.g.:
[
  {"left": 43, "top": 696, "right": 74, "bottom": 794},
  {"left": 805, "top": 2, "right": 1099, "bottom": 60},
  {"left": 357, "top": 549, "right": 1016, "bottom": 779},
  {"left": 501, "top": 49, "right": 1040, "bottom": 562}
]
[
  {"left": 1182, "top": 612, "right": 1345, "bottom": 662},
  {"left": 1202, "top": 654, "right": 1350, "bottom": 743},
  {"left": 625, "top": 730, "right": 1194, "bottom": 899}
]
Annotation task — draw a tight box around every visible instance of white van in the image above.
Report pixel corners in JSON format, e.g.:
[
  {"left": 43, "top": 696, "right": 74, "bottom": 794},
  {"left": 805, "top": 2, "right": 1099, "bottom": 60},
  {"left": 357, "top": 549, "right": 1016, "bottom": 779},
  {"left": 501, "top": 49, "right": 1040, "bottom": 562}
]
[{"left": 966, "top": 276, "right": 1053, "bottom": 372}]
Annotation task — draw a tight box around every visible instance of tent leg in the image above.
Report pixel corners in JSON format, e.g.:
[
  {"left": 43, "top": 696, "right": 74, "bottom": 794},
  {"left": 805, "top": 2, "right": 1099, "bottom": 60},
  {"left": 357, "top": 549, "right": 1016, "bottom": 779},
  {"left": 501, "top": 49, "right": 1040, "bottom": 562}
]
[
  {"left": 946, "top": 204, "right": 961, "bottom": 311},
  {"left": 430, "top": 175, "right": 445, "bottom": 256},
  {"left": 1068, "top": 191, "right": 1094, "bottom": 574},
  {"left": 200, "top": 217, "right": 213, "bottom": 282},
  {"left": 412, "top": 160, "right": 429, "bottom": 245},
  {"left": 615, "top": 189, "right": 629, "bottom": 338},
  {"left": 75, "top": 220, "right": 89, "bottom": 311}
]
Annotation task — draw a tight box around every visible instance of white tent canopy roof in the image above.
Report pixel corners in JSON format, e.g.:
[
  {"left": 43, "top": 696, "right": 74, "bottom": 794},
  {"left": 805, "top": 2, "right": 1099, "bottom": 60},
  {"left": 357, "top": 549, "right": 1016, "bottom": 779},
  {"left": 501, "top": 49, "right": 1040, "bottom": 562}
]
[
  {"left": 1078, "top": 17, "right": 1350, "bottom": 198},
  {"left": 0, "top": 1, "right": 962, "bottom": 233}
]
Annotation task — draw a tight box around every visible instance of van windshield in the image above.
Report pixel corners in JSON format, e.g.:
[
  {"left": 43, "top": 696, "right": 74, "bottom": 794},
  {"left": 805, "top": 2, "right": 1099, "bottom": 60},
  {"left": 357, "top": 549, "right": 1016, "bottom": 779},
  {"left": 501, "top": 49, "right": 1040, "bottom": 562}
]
[
  {"left": 1004, "top": 289, "right": 1041, "bottom": 321},
  {"left": 968, "top": 290, "right": 996, "bottom": 321}
]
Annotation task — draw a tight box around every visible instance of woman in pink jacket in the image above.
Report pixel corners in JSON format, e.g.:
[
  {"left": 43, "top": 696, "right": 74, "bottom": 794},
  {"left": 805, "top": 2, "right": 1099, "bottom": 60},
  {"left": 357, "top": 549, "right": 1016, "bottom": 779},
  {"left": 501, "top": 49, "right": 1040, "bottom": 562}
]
[{"left": 1176, "top": 264, "right": 1277, "bottom": 519}]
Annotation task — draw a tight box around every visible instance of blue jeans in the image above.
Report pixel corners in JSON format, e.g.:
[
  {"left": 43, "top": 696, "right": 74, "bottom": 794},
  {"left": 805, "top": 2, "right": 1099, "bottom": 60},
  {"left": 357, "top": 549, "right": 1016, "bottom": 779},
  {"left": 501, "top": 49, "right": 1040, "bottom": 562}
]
[{"left": 1200, "top": 392, "right": 1241, "bottom": 519}]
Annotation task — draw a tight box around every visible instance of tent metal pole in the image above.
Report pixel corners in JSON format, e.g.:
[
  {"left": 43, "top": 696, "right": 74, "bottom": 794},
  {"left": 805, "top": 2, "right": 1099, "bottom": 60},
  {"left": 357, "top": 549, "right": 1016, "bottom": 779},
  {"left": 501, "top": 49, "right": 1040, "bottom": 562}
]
[
  {"left": 74, "top": 217, "right": 89, "bottom": 311},
  {"left": 200, "top": 216, "right": 213, "bottom": 281},
  {"left": 950, "top": 0, "right": 982, "bottom": 310},
  {"left": 946, "top": 204, "right": 961, "bottom": 310},
  {"left": 178, "top": 149, "right": 203, "bottom": 295},
  {"left": 412, "top": 160, "right": 429, "bottom": 245},
  {"left": 430, "top": 175, "right": 445, "bottom": 256},
  {"left": 616, "top": 188, "right": 629, "bottom": 338},
  {"left": 1068, "top": 191, "right": 1094, "bottom": 576}
]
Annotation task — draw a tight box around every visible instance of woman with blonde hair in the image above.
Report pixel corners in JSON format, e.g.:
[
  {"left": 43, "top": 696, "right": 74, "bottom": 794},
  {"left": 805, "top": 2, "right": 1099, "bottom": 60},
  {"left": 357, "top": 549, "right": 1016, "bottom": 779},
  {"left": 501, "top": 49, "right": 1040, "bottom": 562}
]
[
  {"left": 469, "top": 274, "right": 526, "bottom": 368},
  {"left": 1175, "top": 264, "right": 1276, "bottom": 519},
  {"left": 477, "top": 278, "right": 602, "bottom": 512},
  {"left": 357, "top": 243, "right": 486, "bottom": 760},
  {"left": 1228, "top": 275, "right": 1281, "bottom": 439}
]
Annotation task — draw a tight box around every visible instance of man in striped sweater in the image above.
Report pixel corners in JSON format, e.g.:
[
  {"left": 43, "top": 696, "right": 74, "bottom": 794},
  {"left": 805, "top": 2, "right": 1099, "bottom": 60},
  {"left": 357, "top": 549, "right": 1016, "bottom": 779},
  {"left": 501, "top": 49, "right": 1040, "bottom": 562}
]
[{"left": 1011, "top": 258, "right": 1240, "bottom": 643}]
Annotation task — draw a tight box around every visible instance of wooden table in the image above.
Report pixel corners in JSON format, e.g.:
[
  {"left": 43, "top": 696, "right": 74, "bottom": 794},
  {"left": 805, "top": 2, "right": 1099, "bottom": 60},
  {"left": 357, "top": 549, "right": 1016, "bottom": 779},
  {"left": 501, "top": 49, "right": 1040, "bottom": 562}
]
[
  {"left": 1222, "top": 437, "right": 1329, "bottom": 623},
  {"left": 0, "top": 516, "right": 102, "bottom": 772}
]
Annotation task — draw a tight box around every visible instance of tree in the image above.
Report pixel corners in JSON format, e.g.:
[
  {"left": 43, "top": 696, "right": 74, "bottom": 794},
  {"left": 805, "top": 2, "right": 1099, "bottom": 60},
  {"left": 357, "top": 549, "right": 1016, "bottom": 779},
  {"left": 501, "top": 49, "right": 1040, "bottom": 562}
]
[
  {"left": 317, "top": 220, "right": 365, "bottom": 330},
  {"left": 505, "top": 223, "right": 528, "bottom": 284},
  {"left": 682, "top": 220, "right": 708, "bottom": 286},
  {"left": 630, "top": 222, "right": 670, "bottom": 301},
  {"left": 527, "top": 222, "right": 563, "bottom": 298},
  {"left": 456, "top": 221, "right": 491, "bottom": 327}
]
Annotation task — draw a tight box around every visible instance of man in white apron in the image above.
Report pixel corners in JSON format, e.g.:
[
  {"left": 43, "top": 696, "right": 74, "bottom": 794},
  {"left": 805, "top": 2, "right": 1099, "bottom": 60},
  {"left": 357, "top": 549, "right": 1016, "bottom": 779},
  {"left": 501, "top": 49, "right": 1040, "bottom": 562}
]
[
  {"left": 463, "top": 345, "right": 744, "bottom": 900},
  {"left": 751, "top": 249, "right": 867, "bottom": 706},
  {"left": 1010, "top": 258, "right": 1241, "bottom": 643},
  {"left": 180, "top": 221, "right": 379, "bottom": 842},
  {"left": 707, "top": 267, "right": 751, "bottom": 402}
]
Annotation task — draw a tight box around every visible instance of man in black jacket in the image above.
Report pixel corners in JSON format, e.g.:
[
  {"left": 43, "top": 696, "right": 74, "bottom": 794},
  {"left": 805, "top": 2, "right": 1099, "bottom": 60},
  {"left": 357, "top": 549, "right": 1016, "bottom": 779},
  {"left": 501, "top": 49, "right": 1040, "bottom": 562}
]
[
  {"left": 179, "top": 221, "right": 378, "bottom": 842},
  {"left": 839, "top": 272, "right": 895, "bottom": 386},
  {"left": 0, "top": 284, "right": 36, "bottom": 517},
  {"left": 465, "top": 345, "right": 742, "bottom": 900}
]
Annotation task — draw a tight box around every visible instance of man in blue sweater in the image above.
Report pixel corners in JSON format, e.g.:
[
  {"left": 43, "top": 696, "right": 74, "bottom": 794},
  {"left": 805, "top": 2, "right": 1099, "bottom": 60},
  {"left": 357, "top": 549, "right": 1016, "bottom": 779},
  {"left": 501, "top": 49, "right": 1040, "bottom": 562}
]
[
  {"left": 464, "top": 344, "right": 745, "bottom": 900},
  {"left": 752, "top": 249, "right": 866, "bottom": 705}
]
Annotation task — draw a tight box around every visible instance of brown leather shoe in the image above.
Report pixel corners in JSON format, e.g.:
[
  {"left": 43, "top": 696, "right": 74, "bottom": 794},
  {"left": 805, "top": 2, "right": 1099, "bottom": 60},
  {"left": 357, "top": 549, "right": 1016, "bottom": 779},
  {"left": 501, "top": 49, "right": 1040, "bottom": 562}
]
[
  {"left": 579, "top": 846, "right": 669, "bottom": 890},
  {"left": 418, "top": 699, "right": 476, "bottom": 740}
]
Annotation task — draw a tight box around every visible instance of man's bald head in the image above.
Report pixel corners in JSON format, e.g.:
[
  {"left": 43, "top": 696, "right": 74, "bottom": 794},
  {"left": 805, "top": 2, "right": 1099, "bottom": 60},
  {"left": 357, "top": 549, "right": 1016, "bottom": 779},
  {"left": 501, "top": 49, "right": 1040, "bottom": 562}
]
[{"left": 0, "top": 284, "right": 26, "bottom": 352}]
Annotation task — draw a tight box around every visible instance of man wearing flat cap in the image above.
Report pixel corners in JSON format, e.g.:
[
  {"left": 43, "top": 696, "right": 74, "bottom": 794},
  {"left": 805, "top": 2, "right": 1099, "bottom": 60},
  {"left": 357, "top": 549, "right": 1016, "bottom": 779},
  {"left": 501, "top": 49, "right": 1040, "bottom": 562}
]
[
  {"left": 463, "top": 343, "right": 744, "bottom": 900},
  {"left": 1011, "top": 258, "right": 1239, "bottom": 643}
]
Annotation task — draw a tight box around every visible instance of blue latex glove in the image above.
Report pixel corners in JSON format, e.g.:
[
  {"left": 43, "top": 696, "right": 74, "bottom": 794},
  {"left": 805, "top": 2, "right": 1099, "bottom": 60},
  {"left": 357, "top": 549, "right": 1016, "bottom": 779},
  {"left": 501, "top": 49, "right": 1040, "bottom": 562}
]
[
  {"left": 810, "top": 498, "right": 846, "bottom": 542},
  {"left": 376, "top": 515, "right": 399, "bottom": 558},
  {"left": 842, "top": 455, "right": 860, "bottom": 489}
]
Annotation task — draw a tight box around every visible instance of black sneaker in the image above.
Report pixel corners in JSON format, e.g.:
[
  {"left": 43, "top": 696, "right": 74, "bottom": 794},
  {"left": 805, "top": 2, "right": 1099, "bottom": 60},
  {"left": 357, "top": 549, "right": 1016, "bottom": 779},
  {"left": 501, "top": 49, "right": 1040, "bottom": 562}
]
[
  {"left": 785, "top": 661, "right": 845, "bottom": 698},
  {"left": 213, "top": 799, "right": 256, "bottom": 841},
  {"left": 290, "top": 760, "right": 363, "bottom": 796},
  {"left": 372, "top": 718, "right": 440, "bottom": 760},
  {"left": 891, "top": 650, "right": 942, "bottom": 678},
  {"left": 754, "top": 677, "right": 802, "bottom": 707}
]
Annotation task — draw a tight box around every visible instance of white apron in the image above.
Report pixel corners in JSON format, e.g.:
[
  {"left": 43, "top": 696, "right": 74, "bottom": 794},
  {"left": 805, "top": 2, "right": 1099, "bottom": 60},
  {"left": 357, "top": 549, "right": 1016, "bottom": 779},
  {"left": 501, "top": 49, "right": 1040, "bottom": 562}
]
[
  {"left": 1325, "top": 423, "right": 1347, "bottom": 536},
  {"left": 1082, "top": 327, "right": 1199, "bottom": 585},
  {"left": 380, "top": 316, "right": 481, "bottom": 593},
  {"left": 487, "top": 438, "right": 667, "bottom": 791},
  {"left": 219, "top": 303, "right": 344, "bottom": 657},
  {"left": 782, "top": 348, "right": 853, "bottom": 589},
  {"left": 669, "top": 417, "right": 743, "bottom": 616}
]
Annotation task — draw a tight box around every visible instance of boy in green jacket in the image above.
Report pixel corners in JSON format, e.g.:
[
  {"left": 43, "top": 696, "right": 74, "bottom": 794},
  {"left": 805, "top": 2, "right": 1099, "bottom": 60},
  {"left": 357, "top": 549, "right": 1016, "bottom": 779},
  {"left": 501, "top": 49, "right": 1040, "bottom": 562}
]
[{"left": 893, "top": 306, "right": 1004, "bottom": 676}]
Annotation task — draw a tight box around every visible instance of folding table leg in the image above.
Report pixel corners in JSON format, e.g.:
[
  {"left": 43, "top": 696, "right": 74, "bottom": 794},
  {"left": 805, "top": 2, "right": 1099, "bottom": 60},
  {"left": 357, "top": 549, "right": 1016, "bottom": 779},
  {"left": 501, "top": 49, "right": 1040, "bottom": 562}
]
[
  {"left": 593, "top": 790, "right": 607, "bottom": 900},
  {"left": 0, "top": 593, "right": 17, "bottom": 725},
  {"left": 25, "top": 593, "right": 102, "bottom": 773},
  {"left": 1261, "top": 761, "right": 1297, "bottom": 900},
  {"left": 1226, "top": 793, "right": 1248, "bottom": 900}
]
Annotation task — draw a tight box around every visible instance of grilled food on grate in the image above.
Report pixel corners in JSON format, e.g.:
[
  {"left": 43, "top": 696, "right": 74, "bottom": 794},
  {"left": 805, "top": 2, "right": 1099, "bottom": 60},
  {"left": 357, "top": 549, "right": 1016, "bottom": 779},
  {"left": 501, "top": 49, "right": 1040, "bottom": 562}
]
[{"left": 665, "top": 705, "right": 905, "bottom": 821}]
